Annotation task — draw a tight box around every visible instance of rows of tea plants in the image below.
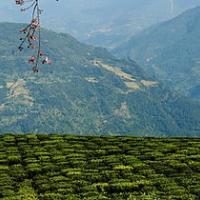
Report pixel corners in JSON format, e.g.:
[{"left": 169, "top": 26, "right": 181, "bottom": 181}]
[{"left": 0, "top": 134, "right": 200, "bottom": 199}]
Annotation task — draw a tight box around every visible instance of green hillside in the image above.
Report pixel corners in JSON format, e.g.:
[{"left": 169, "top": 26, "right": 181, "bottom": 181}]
[
  {"left": 0, "top": 134, "right": 200, "bottom": 200},
  {"left": 113, "top": 6, "right": 200, "bottom": 99},
  {"left": 0, "top": 22, "right": 200, "bottom": 136}
]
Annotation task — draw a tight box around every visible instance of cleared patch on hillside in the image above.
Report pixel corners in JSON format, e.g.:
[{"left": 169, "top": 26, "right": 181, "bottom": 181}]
[
  {"left": 140, "top": 80, "right": 158, "bottom": 87},
  {"left": 85, "top": 77, "right": 98, "bottom": 83},
  {"left": 125, "top": 82, "right": 141, "bottom": 90},
  {"left": 6, "top": 79, "right": 33, "bottom": 106},
  {"left": 91, "top": 59, "right": 158, "bottom": 91},
  {"left": 91, "top": 60, "right": 136, "bottom": 82}
]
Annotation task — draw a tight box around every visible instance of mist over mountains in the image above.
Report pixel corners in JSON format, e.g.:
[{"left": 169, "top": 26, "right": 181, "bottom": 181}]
[{"left": 1, "top": 0, "right": 200, "bottom": 48}]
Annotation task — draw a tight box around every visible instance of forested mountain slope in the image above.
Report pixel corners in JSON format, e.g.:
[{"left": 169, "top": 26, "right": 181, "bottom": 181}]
[{"left": 0, "top": 23, "right": 199, "bottom": 136}]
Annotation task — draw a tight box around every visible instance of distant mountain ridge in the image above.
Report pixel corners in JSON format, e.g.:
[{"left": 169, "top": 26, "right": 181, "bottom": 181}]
[
  {"left": 1, "top": 0, "right": 200, "bottom": 49},
  {"left": 114, "top": 6, "right": 200, "bottom": 99},
  {"left": 0, "top": 22, "right": 199, "bottom": 136}
]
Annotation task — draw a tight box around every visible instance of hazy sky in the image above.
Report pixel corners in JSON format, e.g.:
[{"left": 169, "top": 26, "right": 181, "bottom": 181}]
[
  {"left": 2, "top": 0, "right": 200, "bottom": 25},
  {"left": 1, "top": 0, "right": 200, "bottom": 47}
]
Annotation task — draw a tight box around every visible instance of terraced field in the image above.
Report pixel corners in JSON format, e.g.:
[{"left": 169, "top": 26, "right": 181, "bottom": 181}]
[{"left": 0, "top": 135, "right": 200, "bottom": 199}]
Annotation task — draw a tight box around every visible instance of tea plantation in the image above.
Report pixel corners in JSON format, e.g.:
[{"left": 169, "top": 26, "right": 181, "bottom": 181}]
[{"left": 0, "top": 135, "right": 200, "bottom": 200}]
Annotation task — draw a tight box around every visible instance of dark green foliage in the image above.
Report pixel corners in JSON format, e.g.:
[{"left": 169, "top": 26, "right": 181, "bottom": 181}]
[{"left": 0, "top": 134, "right": 200, "bottom": 199}]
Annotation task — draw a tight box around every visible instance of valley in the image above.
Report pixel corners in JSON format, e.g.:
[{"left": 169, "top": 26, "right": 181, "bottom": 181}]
[{"left": 114, "top": 6, "right": 200, "bottom": 100}]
